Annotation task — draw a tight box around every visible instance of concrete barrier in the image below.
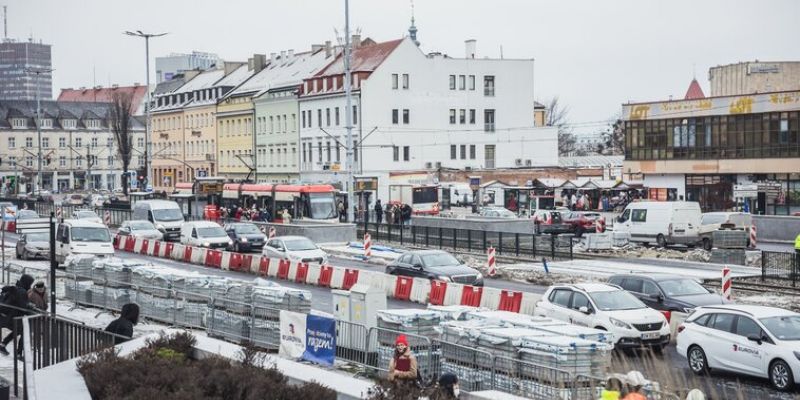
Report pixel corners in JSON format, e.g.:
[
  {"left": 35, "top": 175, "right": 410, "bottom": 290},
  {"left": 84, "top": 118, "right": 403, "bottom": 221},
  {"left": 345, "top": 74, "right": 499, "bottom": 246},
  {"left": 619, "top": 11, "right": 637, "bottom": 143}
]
[{"left": 753, "top": 215, "right": 800, "bottom": 243}]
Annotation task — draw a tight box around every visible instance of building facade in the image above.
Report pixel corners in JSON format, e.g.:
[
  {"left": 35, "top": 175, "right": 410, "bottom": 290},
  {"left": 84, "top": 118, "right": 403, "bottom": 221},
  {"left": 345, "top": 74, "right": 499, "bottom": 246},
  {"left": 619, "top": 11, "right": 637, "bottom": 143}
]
[
  {"left": 57, "top": 85, "right": 148, "bottom": 115},
  {"left": 215, "top": 63, "right": 260, "bottom": 182},
  {"left": 709, "top": 61, "right": 800, "bottom": 97},
  {"left": 621, "top": 89, "right": 800, "bottom": 214},
  {"left": 0, "top": 100, "right": 145, "bottom": 192},
  {"left": 298, "top": 37, "right": 557, "bottom": 201},
  {"left": 0, "top": 39, "right": 52, "bottom": 100},
  {"left": 156, "top": 51, "right": 223, "bottom": 83}
]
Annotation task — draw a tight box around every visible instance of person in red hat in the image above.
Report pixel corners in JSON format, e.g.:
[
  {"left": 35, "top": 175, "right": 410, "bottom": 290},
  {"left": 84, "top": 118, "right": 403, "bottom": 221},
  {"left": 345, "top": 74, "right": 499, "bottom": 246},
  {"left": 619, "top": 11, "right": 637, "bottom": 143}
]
[{"left": 388, "top": 334, "right": 418, "bottom": 383}]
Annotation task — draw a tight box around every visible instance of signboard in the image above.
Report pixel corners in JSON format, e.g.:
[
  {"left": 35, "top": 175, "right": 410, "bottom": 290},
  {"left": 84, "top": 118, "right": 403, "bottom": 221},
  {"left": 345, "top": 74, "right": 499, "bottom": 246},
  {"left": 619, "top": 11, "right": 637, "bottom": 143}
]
[
  {"left": 16, "top": 218, "right": 51, "bottom": 234},
  {"left": 330, "top": 163, "right": 341, "bottom": 172},
  {"left": 279, "top": 310, "right": 307, "bottom": 359},
  {"left": 354, "top": 177, "right": 378, "bottom": 191},
  {"left": 469, "top": 176, "right": 481, "bottom": 191},
  {"left": 623, "top": 90, "right": 800, "bottom": 120},
  {"left": 734, "top": 184, "right": 758, "bottom": 199},
  {"left": 279, "top": 311, "right": 336, "bottom": 367},
  {"left": 199, "top": 183, "right": 222, "bottom": 194},
  {"left": 748, "top": 63, "right": 780, "bottom": 74},
  {"left": 196, "top": 170, "right": 208, "bottom": 178},
  {"left": 2, "top": 205, "right": 17, "bottom": 221}
]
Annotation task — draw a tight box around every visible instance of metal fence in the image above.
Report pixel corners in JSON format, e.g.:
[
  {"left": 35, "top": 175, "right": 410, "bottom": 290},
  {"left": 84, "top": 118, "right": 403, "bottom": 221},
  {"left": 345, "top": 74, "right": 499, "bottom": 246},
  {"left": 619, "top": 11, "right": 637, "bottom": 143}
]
[
  {"left": 761, "top": 250, "right": 798, "bottom": 287},
  {"left": 357, "top": 222, "right": 575, "bottom": 261}
]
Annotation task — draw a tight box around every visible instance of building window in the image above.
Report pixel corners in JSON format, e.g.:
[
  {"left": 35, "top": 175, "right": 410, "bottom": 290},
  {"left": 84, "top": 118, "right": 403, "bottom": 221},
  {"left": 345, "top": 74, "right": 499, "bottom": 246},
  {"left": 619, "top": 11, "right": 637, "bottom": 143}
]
[
  {"left": 107, "top": 137, "right": 114, "bottom": 147},
  {"left": 469, "top": 109, "right": 476, "bottom": 124},
  {"left": 402, "top": 109, "right": 410, "bottom": 124},
  {"left": 318, "top": 142, "right": 322, "bottom": 163},
  {"left": 302, "top": 111, "right": 306, "bottom": 128},
  {"left": 460, "top": 144, "right": 466, "bottom": 160},
  {"left": 391, "top": 73, "right": 398, "bottom": 89},
  {"left": 335, "top": 144, "right": 340, "bottom": 162},
  {"left": 468, "top": 75, "right": 475, "bottom": 90},
  {"left": 25, "top": 156, "right": 33, "bottom": 167},
  {"left": 392, "top": 109, "right": 399, "bottom": 124},
  {"left": 470, "top": 144, "right": 476, "bottom": 159},
  {"left": 402, "top": 74, "right": 409, "bottom": 89},
  {"left": 459, "top": 75, "right": 466, "bottom": 90},
  {"left": 403, "top": 146, "right": 409, "bottom": 161},
  {"left": 107, "top": 155, "right": 114, "bottom": 165},
  {"left": 76, "top": 157, "right": 82, "bottom": 167},
  {"left": 59, "top": 156, "right": 66, "bottom": 167},
  {"left": 11, "top": 118, "right": 26, "bottom": 129},
  {"left": 58, "top": 137, "right": 65, "bottom": 148},
  {"left": 75, "top": 138, "right": 82, "bottom": 147},
  {"left": 91, "top": 138, "right": 98, "bottom": 148},
  {"left": 326, "top": 108, "right": 331, "bottom": 126},
  {"left": 63, "top": 119, "right": 76, "bottom": 129},
  {"left": 459, "top": 109, "right": 466, "bottom": 124},
  {"left": 780, "top": 115, "right": 789, "bottom": 143},
  {"left": 335, "top": 107, "right": 340, "bottom": 126},
  {"left": 25, "top": 137, "right": 32, "bottom": 147},
  {"left": 7, "top": 137, "right": 14, "bottom": 148},
  {"left": 449, "top": 109, "right": 456, "bottom": 124},
  {"left": 449, "top": 75, "right": 456, "bottom": 90},
  {"left": 41, "top": 119, "right": 52, "bottom": 128},
  {"left": 353, "top": 105, "right": 358, "bottom": 124},
  {"left": 137, "top": 137, "right": 144, "bottom": 147},
  {"left": 484, "top": 76, "right": 495, "bottom": 96},
  {"left": 393, "top": 146, "right": 399, "bottom": 161},
  {"left": 450, "top": 145, "right": 456, "bottom": 160},
  {"left": 318, "top": 109, "right": 322, "bottom": 127},
  {"left": 484, "top": 109, "right": 496, "bottom": 132},
  {"left": 42, "top": 137, "right": 49, "bottom": 148},
  {"left": 283, "top": 115, "right": 287, "bottom": 133},
  {"left": 326, "top": 141, "right": 331, "bottom": 162}
]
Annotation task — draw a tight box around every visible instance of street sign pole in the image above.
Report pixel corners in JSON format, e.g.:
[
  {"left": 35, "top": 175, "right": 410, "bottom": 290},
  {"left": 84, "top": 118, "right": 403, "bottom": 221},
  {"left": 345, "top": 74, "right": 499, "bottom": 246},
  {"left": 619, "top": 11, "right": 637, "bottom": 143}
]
[{"left": 49, "top": 212, "right": 56, "bottom": 315}]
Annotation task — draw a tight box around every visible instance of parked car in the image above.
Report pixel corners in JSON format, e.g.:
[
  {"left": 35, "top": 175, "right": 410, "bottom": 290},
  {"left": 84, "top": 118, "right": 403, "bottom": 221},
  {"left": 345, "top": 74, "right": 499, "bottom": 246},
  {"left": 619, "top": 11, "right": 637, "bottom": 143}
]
[
  {"left": 55, "top": 219, "right": 114, "bottom": 264},
  {"left": 89, "top": 194, "right": 108, "bottom": 207},
  {"left": 698, "top": 212, "right": 753, "bottom": 250},
  {"left": 180, "top": 221, "right": 232, "bottom": 249},
  {"left": 263, "top": 236, "right": 328, "bottom": 265},
  {"left": 531, "top": 209, "right": 570, "bottom": 234},
  {"left": 73, "top": 210, "right": 103, "bottom": 224},
  {"left": 132, "top": 200, "right": 185, "bottom": 241},
  {"left": 223, "top": 222, "right": 267, "bottom": 252},
  {"left": 676, "top": 304, "right": 800, "bottom": 391},
  {"left": 479, "top": 206, "right": 518, "bottom": 218},
  {"left": 608, "top": 274, "right": 727, "bottom": 313},
  {"left": 561, "top": 211, "right": 601, "bottom": 237},
  {"left": 118, "top": 220, "right": 164, "bottom": 241},
  {"left": 15, "top": 232, "right": 50, "bottom": 260},
  {"left": 614, "top": 201, "right": 702, "bottom": 247},
  {"left": 385, "top": 249, "right": 484, "bottom": 286},
  {"left": 536, "top": 283, "right": 671, "bottom": 349},
  {"left": 67, "top": 193, "right": 85, "bottom": 206},
  {"left": 16, "top": 210, "right": 40, "bottom": 220}
]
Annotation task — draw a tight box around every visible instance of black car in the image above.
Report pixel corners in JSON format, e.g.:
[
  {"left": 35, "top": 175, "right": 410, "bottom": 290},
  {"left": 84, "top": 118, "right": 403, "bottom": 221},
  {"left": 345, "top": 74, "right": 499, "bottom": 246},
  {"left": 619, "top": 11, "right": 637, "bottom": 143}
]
[
  {"left": 223, "top": 222, "right": 267, "bottom": 252},
  {"left": 386, "top": 250, "right": 484, "bottom": 286},
  {"left": 608, "top": 273, "right": 728, "bottom": 313}
]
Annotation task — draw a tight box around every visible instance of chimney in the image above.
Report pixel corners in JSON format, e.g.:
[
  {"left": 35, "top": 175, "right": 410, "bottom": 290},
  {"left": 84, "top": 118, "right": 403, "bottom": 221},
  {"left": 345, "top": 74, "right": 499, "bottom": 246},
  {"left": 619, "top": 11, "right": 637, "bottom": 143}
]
[
  {"left": 251, "top": 53, "right": 266, "bottom": 73},
  {"left": 223, "top": 61, "right": 243, "bottom": 76},
  {"left": 325, "top": 40, "right": 332, "bottom": 58},
  {"left": 311, "top": 44, "right": 323, "bottom": 53},
  {"left": 465, "top": 39, "right": 476, "bottom": 59},
  {"left": 270, "top": 52, "right": 278, "bottom": 64},
  {"left": 280, "top": 50, "right": 286, "bottom": 63},
  {"left": 287, "top": 49, "right": 294, "bottom": 60},
  {"left": 352, "top": 34, "right": 361, "bottom": 49}
]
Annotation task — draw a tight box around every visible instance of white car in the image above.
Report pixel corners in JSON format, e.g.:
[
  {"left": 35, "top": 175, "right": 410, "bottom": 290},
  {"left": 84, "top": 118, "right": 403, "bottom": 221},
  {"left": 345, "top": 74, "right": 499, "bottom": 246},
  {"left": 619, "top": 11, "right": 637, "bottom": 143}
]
[
  {"left": 73, "top": 210, "right": 103, "bottom": 224},
  {"left": 676, "top": 304, "right": 800, "bottom": 391},
  {"left": 180, "top": 221, "right": 232, "bottom": 249},
  {"left": 536, "top": 283, "right": 671, "bottom": 350},
  {"left": 118, "top": 220, "right": 164, "bottom": 241},
  {"left": 263, "top": 236, "right": 328, "bottom": 265},
  {"left": 479, "top": 207, "right": 517, "bottom": 218}
]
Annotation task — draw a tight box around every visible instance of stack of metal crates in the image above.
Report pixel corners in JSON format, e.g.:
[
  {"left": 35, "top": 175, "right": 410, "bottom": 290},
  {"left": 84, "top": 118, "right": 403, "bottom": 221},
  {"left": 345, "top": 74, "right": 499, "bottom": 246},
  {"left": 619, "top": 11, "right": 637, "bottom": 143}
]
[{"left": 375, "top": 309, "right": 442, "bottom": 381}]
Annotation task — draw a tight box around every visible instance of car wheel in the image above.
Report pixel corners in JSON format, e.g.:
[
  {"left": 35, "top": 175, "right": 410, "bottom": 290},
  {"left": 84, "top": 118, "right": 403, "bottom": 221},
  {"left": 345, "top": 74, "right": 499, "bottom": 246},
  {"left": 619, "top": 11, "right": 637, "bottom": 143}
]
[
  {"left": 702, "top": 238, "right": 712, "bottom": 251},
  {"left": 688, "top": 345, "right": 709, "bottom": 375},
  {"left": 656, "top": 234, "right": 667, "bottom": 248},
  {"left": 575, "top": 226, "right": 584, "bottom": 238},
  {"left": 770, "top": 359, "right": 794, "bottom": 391}
]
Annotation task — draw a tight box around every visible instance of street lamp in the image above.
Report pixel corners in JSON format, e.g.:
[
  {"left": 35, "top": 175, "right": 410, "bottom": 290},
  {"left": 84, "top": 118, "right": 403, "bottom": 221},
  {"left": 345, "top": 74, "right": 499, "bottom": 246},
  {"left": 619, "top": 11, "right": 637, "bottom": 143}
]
[
  {"left": 124, "top": 30, "right": 168, "bottom": 192},
  {"left": 24, "top": 67, "right": 54, "bottom": 193}
]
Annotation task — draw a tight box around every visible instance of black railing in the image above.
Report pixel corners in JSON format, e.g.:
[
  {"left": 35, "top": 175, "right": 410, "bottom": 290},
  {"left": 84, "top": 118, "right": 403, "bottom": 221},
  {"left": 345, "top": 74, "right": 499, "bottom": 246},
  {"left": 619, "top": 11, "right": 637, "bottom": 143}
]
[
  {"left": 357, "top": 223, "right": 574, "bottom": 261},
  {"left": 761, "top": 250, "right": 798, "bottom": 287}
]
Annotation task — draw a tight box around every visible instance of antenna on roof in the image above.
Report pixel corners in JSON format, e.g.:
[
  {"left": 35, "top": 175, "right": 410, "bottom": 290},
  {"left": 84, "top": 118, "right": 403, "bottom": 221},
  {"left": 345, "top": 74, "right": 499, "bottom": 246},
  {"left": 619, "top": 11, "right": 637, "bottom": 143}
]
[
  {"left": 692, "top": 62, "right": 696, "bottom": 80},
  {"left": 500, "top": 45, "right": 504, "bottom": 60}
]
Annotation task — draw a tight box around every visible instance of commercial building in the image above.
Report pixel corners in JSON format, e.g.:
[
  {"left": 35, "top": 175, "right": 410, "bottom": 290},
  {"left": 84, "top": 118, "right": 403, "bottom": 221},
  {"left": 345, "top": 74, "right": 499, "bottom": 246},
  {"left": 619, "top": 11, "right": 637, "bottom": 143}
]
[
  {"left": 709, "top": 61, "right": 800, "bottom": 97},
  {"left": 621, "top": 81, "right": 800, "bottom": 215},
  {"left": 298, "top": 37, "right": 557, "bottom": 202},
  {"left": 156, "top": 51, "right": 223, "bottom": 83},
  {"left": 0, "top": 38, "right": 52, "bottom": 100},
  {"left": 0, "top": 100, "right": 145, "bottom": 192}
]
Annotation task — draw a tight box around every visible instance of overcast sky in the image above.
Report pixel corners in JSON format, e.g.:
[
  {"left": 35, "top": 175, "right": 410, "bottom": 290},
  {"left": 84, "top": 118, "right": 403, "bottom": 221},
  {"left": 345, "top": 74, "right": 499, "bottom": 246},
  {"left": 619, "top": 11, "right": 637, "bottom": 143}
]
[{"left": 9, "top": 0, "right": 800, "bottom": 134}]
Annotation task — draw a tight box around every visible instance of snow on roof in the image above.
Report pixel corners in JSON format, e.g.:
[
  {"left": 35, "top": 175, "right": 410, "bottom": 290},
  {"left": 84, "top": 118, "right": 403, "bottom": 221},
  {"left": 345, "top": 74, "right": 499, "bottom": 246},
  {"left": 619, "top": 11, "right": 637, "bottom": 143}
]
[
  {"left": 215, "top": 64, "right": 254, "bottom": 88},
  {"left": 176, "top": 69, "right": 225, "bottom": 93},
  {"left": 314, "top": 38, "right": 403, "bottom": 77},
  {"left": 534, "top": 178, "right": 565, "bottom": 188},
  {"left": 233, "top": 50, "right": 333, "bottom": 97}
]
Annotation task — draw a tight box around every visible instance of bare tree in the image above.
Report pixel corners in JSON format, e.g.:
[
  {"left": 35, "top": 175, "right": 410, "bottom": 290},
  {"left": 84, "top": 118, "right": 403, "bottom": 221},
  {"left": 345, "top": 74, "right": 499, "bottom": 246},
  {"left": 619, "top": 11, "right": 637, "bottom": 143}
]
[
  {"left": 545, "top": 96, "right": 577, "bottom": 156},
  {"left": 109, "top": 92, "right": 134, "bottom": 196},
  {"left": 597, "top": 115, "right": 625, "bottom": 156}
]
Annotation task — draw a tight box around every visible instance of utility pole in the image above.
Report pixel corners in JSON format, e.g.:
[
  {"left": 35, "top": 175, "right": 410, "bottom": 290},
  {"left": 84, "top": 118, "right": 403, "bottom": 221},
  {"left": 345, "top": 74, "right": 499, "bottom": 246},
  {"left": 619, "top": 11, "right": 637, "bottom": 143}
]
[
  {"left": 125, "top": 30, "right": 167, "bottom": 192},
  {"left": 25, "top": 67, "right": 54, "bottom": 193},
  {"left": 343, "top": 0, "right": 355, "bottom": 223}
]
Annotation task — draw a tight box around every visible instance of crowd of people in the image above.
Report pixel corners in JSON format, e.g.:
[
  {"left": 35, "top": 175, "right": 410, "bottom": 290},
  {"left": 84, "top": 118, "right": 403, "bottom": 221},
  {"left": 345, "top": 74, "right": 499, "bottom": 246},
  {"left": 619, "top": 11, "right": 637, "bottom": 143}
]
[{"left": 354, "top": 200, "right": 413, "bottom": 225}]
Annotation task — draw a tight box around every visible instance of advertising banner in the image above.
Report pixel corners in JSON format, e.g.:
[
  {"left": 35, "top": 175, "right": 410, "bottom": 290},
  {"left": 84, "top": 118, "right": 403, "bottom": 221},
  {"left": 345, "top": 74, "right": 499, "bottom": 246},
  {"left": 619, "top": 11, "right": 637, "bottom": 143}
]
[{"left": 302, "top": 314, "right": 336, "bottom": 366}]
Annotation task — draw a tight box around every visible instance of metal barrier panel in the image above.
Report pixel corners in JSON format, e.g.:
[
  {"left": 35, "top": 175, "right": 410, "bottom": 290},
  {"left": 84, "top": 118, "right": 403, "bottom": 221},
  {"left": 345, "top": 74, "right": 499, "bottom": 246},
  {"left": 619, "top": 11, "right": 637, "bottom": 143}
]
[
  {"left": 437, "top": 341, "right": 495, "bottom": 392},
  {"left": 336, "top": 319, "right": 370, "bottom": 366},
  {"left": 492, "top": 355, "right": 577, "bottom": 400},
  {"left": 761, "top": 251, "right": 798, "bottom": 286}
]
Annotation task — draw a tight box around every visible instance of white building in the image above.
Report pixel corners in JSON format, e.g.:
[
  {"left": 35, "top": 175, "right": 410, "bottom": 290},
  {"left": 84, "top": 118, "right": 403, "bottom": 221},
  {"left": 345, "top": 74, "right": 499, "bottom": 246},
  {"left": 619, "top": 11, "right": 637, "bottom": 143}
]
[
  {"left": 156, "top": 51, "right": 223, "bottom": 83},
  {"left": 297, "top": 37, "right": 557, "bottom": 201}
]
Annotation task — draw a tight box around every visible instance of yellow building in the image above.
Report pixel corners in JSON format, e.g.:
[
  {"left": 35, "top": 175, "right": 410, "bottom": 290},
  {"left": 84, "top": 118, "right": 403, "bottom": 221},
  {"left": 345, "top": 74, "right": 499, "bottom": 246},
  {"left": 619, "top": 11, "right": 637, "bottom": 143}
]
[{"left": 216, "top": 60, "right": 263, "bottom": 181}]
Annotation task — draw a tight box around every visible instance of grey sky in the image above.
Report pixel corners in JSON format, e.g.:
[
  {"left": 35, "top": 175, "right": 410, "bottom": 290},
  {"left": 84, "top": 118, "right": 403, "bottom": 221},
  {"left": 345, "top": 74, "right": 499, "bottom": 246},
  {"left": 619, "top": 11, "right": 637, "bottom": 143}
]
[{"left": 9, "top": 0, "right": 800, "bottom": 133}]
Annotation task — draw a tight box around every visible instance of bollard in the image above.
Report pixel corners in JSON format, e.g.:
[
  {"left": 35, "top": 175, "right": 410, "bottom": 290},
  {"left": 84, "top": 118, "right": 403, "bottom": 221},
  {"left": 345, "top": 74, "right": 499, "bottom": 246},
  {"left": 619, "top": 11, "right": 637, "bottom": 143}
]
[
  {"left": 486, "top": 246, "right": 496, "bottom": 277},
  {"left": 749, "top": 225, "right": 757, "bottom": 249},
  {"left": 722, "top": 267, "right": 732, "bottom": 300},
  {"left": 56, "top": 207, "right": 62, "bottom": 221},
  {"left": 596, "top": 216, "right": 606, "bottom": 233},
  {"left": 268, "top": 226, "right": 276, "bottom": 239},
  {"left": 364, "top": 233, "right": 372, "bottom": 258}
]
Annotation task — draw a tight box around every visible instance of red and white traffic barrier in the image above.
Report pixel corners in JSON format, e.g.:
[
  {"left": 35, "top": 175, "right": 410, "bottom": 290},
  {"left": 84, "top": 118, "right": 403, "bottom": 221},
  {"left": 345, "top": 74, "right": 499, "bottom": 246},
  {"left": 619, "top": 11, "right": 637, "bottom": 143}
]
[
  {"left": 363, "top": 233, "right": 372, "bottom": 258},
  {"left": 722, "top": 267, "right": 732, "bottom": 300},
  {"left": 749, "top": 225, "right": 757, "bottom": 248},
  {"left": 268, "top": 226, "right": 276, "bottom": 239},
  {"left": 104, "top": 210, "right": 111, "bottom": 226},
  {"left": 56, "top": 207, "right": 62, "bottom": 220},
  {"left": 596, "top": 217, "right": 606, "bottom": 233},
  {"left": 486, "top": 246, "right": 497, "bottom": 277}
]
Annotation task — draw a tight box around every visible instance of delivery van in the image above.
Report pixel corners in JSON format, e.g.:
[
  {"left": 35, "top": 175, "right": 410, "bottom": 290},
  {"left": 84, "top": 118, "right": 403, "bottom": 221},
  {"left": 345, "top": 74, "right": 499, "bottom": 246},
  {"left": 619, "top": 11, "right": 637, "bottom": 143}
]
[
  {"left": 55, "top": 220, "right": 114, "bottom": 264},
  {"left": 132, "top": 200, "right": 184, "bottom": 241},
  {"left": 614, "top": 201, "right": 702, "bottom": 247},
  {"left": 180, "top": 221, "right": 233, "bottom": 249}
]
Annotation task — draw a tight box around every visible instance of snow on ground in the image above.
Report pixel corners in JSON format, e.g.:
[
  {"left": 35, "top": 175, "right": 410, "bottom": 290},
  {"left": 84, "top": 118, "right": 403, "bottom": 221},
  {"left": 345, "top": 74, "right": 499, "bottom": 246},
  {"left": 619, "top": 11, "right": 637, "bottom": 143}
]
[
  {"left": 736, "top": 293, "right": 800, "bottom": 313},
  {"left": 321, "top": 242, "right": 402, "bottom": 266},
  {"left": 542, "top": 258, "right": 759, "bottom": 280}
]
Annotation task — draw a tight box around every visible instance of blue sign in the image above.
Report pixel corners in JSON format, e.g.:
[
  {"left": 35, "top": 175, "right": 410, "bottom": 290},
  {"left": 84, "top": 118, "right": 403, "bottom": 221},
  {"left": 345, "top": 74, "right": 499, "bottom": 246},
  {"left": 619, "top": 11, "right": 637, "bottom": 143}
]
[{"left": 302, "top": 315, "right": 336, "bottom": 366}]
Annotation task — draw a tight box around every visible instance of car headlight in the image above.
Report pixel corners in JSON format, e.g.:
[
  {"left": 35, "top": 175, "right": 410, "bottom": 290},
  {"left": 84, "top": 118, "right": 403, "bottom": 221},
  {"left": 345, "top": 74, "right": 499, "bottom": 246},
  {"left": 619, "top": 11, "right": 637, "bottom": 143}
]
[
  {"left": 202, "top": 242, "right": 210, "bottom": 247},
  {"left": 609, "top": 317, "right": 632, "bottom": 330},
  {"left": 156, "top": 224, "right": 166, "bottom": 231},
  {"left": 240, "top": 237, "right": 248, "bottom": 243},
  {"left": 228, "top": 240, "right": 233, "bottom": 246},
  {"left": 794, "top": 351, "right": 800, "bottom": 362},
  {"left": 682, "top": 307, "right": 694, "bottom": 314}
]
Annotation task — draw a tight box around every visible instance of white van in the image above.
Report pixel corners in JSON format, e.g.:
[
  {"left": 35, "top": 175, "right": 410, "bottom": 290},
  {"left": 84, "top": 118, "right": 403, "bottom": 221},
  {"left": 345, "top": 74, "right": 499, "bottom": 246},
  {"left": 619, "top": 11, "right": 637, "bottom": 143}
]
[
  {"left": 180, "top": 221, "right": 233, "bottom": 249},
  {"left": 614, "top": 201, "right": 702, "bottom": 247},
  {"left": 132, "top": 200, "right": 184, "bottom": 241},
  {"left": 55, "top": 220, "right": 114, "bottom": 264}
]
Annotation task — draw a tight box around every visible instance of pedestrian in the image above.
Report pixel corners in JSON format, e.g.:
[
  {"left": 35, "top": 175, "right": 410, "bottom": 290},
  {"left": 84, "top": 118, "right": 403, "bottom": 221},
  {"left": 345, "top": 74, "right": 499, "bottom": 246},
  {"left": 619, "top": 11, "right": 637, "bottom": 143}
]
[
  {"left": 795, "top": 232, "right": 800, "bottom": 268},
  {"left": 281, "top": 208, "right": 291, "bottom": 224},
  {"left": 570, "top": 192, "right": 578, "bottom": 211},
  {"left": 622, "top": 371, "right": 647, "bottom": 400},
  {"left": 599, "top": 376, "right": 625, "bottom": 400},
  {"left": 430, "top": 372, "right": 460, "bottom": 399},
  {"left": 262, "top": 207, "right": 272, "bottom": 222},
  {"left": 0, "top": 274, "right": 34, "bottom": 356},
  {"left": 28, "top": 281, "right": 47, "bottom": 311},
  {"left": 104, "top": 303, "right": 140, "bottom": 345},
  {"left": 234, "top": 207, "right": 243, "bottom": 221},
  {"left": 338, "top": 201, "right": 345, "bottom": 222},
  {"left": 374, "top": 199, "right": 383, "bottom": 225},
  {"left": 388, "top": 335, "right": 418, "bottom": 384}
]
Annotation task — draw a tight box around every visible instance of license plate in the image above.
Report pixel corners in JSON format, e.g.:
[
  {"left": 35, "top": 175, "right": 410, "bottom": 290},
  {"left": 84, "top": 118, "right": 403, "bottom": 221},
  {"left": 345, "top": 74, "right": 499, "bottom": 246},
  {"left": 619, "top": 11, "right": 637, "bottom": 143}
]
[{"left": 641, "top": 332, "right": 660, "bottom": 340}]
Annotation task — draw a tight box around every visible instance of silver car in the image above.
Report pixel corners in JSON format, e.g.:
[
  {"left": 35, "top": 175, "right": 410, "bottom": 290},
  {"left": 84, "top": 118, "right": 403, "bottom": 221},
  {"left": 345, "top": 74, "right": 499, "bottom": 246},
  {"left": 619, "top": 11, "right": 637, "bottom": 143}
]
[
  {"left": 118, "top": 220, "right": 164, "bottom": 241},
  {"left": 263, "top": 236, "right": 328, "bottom": 264},
  {"left": 16, "top": 232, "right": 50, "bottom": 260}
]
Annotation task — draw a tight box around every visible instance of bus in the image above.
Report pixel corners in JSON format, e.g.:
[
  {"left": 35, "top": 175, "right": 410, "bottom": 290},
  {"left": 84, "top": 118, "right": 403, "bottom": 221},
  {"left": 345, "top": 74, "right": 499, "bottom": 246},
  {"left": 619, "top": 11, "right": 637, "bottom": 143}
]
[
  {"left": 389, "top": 184, "right": 441, "bottom": 215},
  {"left": 221, "top": 183, "right": 339, "bottom": 222}
]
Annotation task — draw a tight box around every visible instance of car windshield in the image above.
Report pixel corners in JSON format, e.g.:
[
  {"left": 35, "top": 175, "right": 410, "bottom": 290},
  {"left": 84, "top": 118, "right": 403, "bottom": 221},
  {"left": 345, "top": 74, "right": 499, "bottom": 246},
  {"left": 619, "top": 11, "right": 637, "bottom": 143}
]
[
  {"left": 26, "top": 233, "right": 49, "bottom": 242},
  {"left": 76, "top": 211, "right": 99, "bottom": 219},
  {"left": 421, "top": 252, "right": 461, "bottom": 267},
  {"left": 658, "top": 279, "right": 709, "bottom": 296},
  {"left": 71, "top": 227, "right": 111, "bottom": 242},
  {"left": 233, "top": 224, "right": 261, "bottom": 234},
  {"left": 588, "top": 290, "right": 646, "bottom": 311},
  {"left": 308, "top": 193, "right": 337, "bottom": 220},
  {"left": 760, "top": 315, "right": 800, "bottom": 341},
  {"left": 197, "top": 227, "right": 227, "bottom": 238},
  {"left": 284, "top": 238, "right": 317, "bottom": 251},
  {"left": 153, "top": 208, "right": 184, "bottom": 221},
  {"left": 129, "top": 221, "right": 155, "bottom": 230}
]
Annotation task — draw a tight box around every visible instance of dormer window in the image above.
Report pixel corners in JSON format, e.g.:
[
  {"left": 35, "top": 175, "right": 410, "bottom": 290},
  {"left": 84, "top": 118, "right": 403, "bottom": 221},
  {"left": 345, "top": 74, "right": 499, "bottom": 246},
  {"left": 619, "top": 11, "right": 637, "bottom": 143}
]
[
  {"left": 40, "top": 118, "right": 53, "bottom": 129},
  {"left": 10, "top": 118, "right": 26, "bottom": 129},
  {"left": 85, "top": 119, "right": 101, "bottom": 129},
  {"left": 62, "top": 119, "right": 77, "bottom": 129}
]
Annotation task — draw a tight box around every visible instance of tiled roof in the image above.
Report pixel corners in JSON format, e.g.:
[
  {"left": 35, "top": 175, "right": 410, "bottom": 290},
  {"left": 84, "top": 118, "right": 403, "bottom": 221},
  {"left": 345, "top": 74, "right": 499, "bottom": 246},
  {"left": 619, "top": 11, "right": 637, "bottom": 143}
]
[
  {"left": 684, "top": 78, "right": 705, "bottom": 100},
  {"left": 0, "top": 100, "right": 144, "bottom": 130},
  {"left": 314, "top": 38, "right": 403, "bottom": 77},
  {"left": 58, "top": 85, "right": 147, "bottom": 113}
]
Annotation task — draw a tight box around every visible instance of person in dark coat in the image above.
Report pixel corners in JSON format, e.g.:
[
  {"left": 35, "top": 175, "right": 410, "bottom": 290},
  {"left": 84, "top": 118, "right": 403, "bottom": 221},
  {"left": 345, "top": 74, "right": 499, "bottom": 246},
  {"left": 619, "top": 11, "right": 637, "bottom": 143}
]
[
  {"left": 374, "top": 200, "right": 383, "bottom": 224},
  {"left": 0, "top": 274, "right": 34, "bottom": 356},
  {"left": 28, "top": 281, "right": 47, "bottom": 311},
  {"left": 105, "top": 303, "right": 140, "bottom": 344},
  {"left": 430, "top": 373, "right": 460, "bottom": 399}
]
